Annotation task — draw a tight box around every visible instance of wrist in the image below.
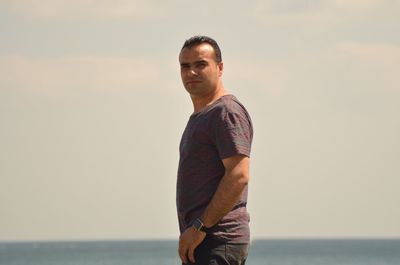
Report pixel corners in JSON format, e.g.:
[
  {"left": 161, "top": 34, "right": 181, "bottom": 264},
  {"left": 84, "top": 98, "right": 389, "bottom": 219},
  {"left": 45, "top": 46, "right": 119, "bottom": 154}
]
[{"left": 192, "top": 218, "right": 211, "bottom": 233}]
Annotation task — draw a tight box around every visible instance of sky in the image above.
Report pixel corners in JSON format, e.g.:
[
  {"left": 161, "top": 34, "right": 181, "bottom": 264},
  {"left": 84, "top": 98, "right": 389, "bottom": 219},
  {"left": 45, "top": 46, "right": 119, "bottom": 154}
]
[{"left": 0, "top": 0, "right": 399, "bottom": 241}]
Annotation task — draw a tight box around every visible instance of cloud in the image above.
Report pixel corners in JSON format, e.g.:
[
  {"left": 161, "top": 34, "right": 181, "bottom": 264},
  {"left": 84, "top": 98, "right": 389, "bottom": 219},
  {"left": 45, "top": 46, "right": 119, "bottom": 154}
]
[
  {"left": 2, "top": 0, "right": 167, "bottom": 19},
  {"left": 335, "top": 42, "right": 400, "bottom": 65},
  {"left": 332, "top": 0, "right": 383, "bottom": 12},
  {"left": 254, "top": 0, "right": 330, "bottom": 26},
  {"left": 331, "top": 42, "right": 400, "bottom": 91},
  {"left": 0, "top": 54, "right": 161, "bottom": 96},
  {"left": 225, "top": 60, "right": 287, "bottom": 97},
  {"left": 253, "top": 0, "right": 393, "bottom": 29}
]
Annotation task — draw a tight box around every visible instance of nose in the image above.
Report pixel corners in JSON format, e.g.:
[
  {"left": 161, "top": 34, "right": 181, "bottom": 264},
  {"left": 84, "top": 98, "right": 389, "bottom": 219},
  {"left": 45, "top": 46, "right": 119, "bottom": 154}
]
[{"left": 188, "top": 68, "right": 197, "bottom": 76}]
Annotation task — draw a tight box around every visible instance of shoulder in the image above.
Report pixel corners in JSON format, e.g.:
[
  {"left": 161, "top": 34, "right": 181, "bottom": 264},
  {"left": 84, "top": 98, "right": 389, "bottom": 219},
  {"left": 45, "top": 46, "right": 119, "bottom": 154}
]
[
  {"left": 206, "top": 95, "right": 253, "bottom": 133},
  {"left": 198, "top": 95, "right": 252, "bottom": 128},
  {"left": 209, "top": 95, "right": 248, "bottom": 116},
  {"left": 216, "top": 95, "right": 252, "bottom": 125},
  {"left": 219, "top": 95, "right": 248, "bottom": 114}
]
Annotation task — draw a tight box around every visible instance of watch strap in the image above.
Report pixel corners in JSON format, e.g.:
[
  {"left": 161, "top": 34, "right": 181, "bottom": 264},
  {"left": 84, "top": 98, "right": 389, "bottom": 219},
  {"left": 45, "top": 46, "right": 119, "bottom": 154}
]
[{"left": 192, "top": 218, "right": 210, "bottom": 233}]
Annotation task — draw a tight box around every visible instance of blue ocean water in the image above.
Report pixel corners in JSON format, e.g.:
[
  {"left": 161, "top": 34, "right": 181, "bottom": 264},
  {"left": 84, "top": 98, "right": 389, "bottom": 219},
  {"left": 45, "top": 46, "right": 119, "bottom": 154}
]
[{"left": 1, "top": 239, "right": 399, "bottom": 265}]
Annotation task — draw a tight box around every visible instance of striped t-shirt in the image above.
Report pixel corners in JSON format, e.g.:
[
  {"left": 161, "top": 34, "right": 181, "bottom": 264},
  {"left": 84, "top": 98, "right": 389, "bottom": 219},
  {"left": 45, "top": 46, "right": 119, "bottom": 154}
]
[{"left": 176, "top": 94, "right": 253, "bottom": 243}]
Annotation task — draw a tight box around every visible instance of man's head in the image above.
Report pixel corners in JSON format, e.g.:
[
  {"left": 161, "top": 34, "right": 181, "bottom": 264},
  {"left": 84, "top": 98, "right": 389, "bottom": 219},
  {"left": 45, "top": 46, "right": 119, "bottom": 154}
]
[
  {"left": 181, "top": 36, "right": 222, "bottom": 63},
  {"left": 179, "top": 36, "right": 224, "bottom": 97}
]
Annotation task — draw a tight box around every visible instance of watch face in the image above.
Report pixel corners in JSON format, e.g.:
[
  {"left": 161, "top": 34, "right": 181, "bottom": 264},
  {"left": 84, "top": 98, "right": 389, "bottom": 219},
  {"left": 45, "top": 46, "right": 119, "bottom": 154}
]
[{"left": 193, "top": 219, "right": 203, "bottom": 230}]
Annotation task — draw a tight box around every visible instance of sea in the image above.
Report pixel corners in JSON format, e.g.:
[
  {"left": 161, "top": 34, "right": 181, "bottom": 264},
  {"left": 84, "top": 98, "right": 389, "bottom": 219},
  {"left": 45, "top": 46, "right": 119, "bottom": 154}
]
[{"left": 1, "top": 239, "right": 399, "bottom": 265}]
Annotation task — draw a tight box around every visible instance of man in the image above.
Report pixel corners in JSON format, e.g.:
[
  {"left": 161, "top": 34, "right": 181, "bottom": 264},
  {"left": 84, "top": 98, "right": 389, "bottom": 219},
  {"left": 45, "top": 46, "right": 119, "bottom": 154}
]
[{"left": 176, "top": 35, "right": 253, "bottom": 265}]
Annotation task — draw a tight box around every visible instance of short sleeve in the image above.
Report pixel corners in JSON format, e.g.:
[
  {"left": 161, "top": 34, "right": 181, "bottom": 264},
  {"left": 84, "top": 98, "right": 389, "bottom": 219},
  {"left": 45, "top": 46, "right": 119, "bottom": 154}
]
[{"left": 214, "top": 106, "right": 253, "bottom": 159}]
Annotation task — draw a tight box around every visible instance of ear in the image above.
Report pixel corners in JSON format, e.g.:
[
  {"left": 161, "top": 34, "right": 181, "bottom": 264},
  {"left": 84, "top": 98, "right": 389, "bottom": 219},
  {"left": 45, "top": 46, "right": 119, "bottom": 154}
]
[{"left": 217, "top": 62, "right": 224, "bottom": 77}]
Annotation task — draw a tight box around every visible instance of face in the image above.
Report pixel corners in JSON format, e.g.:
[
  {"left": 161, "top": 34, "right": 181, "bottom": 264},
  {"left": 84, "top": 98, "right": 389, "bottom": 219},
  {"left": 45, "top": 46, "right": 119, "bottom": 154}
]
[{"left": 179, "top": 43, "right": 223, "bottom": 97}]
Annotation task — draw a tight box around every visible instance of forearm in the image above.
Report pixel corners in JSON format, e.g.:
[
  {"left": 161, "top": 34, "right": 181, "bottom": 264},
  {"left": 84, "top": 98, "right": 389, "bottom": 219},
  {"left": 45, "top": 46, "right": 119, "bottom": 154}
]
[{"left": 201, "top": 169, "right": 249, "bottom": 228}]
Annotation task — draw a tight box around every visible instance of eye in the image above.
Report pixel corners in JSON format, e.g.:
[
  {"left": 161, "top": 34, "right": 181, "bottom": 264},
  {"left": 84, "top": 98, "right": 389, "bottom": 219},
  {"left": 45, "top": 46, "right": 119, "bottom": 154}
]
[{"left": 196, "top": 62, "right": 207, "bottom": 69}]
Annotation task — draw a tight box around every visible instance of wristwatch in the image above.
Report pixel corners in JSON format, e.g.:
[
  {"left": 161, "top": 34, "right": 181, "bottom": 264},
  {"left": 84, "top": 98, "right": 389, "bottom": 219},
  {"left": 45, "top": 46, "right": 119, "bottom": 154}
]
[{"left": 192, "top": 218, "right": 210, "bottom": 233}]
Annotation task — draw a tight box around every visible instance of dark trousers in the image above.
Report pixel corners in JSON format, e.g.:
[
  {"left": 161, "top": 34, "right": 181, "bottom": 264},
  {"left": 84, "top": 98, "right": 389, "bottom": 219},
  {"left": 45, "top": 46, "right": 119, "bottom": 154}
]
[{"left": 185, "top": 236, "right": 249, "bottom": 265}]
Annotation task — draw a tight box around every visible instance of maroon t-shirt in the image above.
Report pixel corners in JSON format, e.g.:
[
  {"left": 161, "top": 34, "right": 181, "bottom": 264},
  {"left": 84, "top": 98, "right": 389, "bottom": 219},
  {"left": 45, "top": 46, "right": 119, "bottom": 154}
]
[{"left": 176, "top": 94, "right": 253, "bottom": 243}]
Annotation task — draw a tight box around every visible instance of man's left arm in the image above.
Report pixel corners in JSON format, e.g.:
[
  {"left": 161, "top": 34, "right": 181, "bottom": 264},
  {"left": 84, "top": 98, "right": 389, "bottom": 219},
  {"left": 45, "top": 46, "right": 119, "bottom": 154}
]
[
  {"left": 201, "top": 154, "right": 249, "bottom": 228},
  {"left": 178, "top": 154, "right": 249, "bottom": 263}
]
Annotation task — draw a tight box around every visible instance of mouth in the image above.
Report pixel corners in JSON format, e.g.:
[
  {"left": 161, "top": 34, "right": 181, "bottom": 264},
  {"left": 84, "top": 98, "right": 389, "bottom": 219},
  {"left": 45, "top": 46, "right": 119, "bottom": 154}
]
[{"left": 186, "top": 80, "right": 202, "bottom": 85}]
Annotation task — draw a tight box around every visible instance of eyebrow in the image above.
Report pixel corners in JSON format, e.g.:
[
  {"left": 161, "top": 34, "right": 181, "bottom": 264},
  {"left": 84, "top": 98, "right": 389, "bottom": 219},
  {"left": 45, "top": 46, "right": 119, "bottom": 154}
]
[
  {"left": 194, "top": 59, "right": 207, "bottom": 63},
  {"left": 180, "top": 59, "right": 208, "bottom": 66}
]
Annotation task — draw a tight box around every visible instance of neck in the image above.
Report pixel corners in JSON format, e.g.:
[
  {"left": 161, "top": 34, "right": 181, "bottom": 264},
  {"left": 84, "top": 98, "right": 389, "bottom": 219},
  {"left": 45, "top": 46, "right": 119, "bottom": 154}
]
[{"left": 191, "top": 85, "right": 226, "bottom": 113}]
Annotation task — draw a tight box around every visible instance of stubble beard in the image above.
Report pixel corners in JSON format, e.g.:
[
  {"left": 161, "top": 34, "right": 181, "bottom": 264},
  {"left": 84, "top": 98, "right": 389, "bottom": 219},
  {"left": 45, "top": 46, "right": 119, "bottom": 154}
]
[{"left": 185, "top": 82, "right": 206, "bottom": 96}]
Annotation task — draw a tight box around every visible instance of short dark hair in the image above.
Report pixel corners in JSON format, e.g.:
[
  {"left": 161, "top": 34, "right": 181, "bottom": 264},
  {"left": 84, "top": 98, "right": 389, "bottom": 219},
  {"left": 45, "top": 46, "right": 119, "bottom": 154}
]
[{"left": 181, "top": 35, "right": 222, "bottom": 63}]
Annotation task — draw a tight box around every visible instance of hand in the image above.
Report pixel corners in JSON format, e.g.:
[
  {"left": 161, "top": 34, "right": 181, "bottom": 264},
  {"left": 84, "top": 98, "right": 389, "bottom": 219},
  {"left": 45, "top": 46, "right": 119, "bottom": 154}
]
[{"left": 178, "top": 226, "right": 206, "bottom": 264}]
